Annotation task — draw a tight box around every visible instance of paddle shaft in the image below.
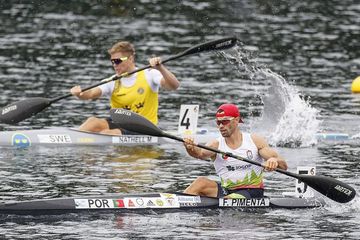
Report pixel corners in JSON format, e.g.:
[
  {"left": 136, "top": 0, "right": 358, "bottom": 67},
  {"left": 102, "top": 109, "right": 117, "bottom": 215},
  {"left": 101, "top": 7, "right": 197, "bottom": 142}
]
[
  {"left": 56, "top": 37, "right": 238, "bottom": 103},
  {"left": 53, "top": 36, "right": 238, "bottom": 103},
  {"left": 50, "top": 53, "right": 186, "bottom": 103},
  {"left": 162, "top": 132, "right": 292, "bottom": 176}
]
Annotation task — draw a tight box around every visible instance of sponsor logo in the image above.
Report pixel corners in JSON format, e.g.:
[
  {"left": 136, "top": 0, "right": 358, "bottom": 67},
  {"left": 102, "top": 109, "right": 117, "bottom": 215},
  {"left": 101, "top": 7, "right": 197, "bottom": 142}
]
[
  {"left": 75, "top": 196, "right": 181, "bottom": 209},
  {"left": 130, "top": 196, "right": 180, "bottom": 208},
  {"left": 2, "top": 105, "right": 17, "bottom": 115},
  {"left": 136, "top": 198, "right": 144, "bottom": 206},
  {"left": 167, "top": 198, "right": 176, "bottom": 206},
  {"left": 178, "top": 196, "right": 201, "bottom": 203},
  {"left": 128, "top": 199, "right": 135, "bottom": 207},
  {"left": 334, "top": 185, "right": 353, "bottom": 196},
  {"left": 11, "top": 133, "right": 31, "bottom": 147},
  {"left": 146, "top": 200, "right": 156, "bottom": 207},
  {"left": 114, "top": 109, "right": 131, "bottom": 116},
  {"left": 160, "top": 193, "right": 177, "bottom": 206},
  {"left": 246, "top": 150, "right": 253, "bottom": 159},
  {"left": 226, "top": 165, "right": 235, "bottom": 171},
  {"left": 226, "top": 164, "right": 251, "bottom": 172},
  {"left": 156, "top": 199, "right": 164, "bottom": 206},
  {"left": 38, "top": 134, "right": 72, "bottom": 144},
  {"left": 219, "top": 198, "right": 270, "bottom": 207},
  {"left": 215, "top": 40, "right": 233, "bottom": 49},
  {"left": 137, "top": 87, "right": 144, "bottom": 94}
]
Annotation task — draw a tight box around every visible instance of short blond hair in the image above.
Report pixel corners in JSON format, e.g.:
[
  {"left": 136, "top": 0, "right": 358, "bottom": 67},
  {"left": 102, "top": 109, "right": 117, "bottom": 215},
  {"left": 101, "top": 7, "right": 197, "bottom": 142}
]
[{"left": 108, "top": 41, "right": 135, "bottom": 56}]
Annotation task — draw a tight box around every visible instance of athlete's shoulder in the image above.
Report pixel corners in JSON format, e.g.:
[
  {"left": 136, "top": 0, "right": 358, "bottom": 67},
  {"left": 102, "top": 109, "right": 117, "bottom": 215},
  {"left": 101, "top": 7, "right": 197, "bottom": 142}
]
[
  {"left": 145, "top": 68, "right": 161, "bottom": 75},
  {"left": 98, "top": 81, "right": 115, "bottom": 96},
  {"left": 250, "top": 133, "right": 268, "bottom": 148},
  {"left": 205, "top": 139, "right": 218, "bottom": 152}
]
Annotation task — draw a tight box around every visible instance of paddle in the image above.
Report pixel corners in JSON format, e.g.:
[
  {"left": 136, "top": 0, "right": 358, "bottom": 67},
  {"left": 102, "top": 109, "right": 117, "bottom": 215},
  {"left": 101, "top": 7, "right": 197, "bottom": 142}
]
[
  {"left": 110, "top": 109, "right": 356, "bottom": 204},
  {"left": 0, "top": 37, "right": 238, "bottom": 124}
]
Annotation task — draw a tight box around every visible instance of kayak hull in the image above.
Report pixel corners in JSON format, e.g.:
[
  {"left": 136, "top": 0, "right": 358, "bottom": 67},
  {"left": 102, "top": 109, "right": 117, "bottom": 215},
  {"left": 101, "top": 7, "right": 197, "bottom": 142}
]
[{"left": 0, "top": 192, "right": 325, "bottom": 215}]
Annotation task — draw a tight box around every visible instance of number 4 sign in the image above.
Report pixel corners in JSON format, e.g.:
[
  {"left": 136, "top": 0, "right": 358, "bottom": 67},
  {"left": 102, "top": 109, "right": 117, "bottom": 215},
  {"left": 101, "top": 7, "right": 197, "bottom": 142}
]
[{"left": 178, "top": 105, "right": 199, "bottom": 135}]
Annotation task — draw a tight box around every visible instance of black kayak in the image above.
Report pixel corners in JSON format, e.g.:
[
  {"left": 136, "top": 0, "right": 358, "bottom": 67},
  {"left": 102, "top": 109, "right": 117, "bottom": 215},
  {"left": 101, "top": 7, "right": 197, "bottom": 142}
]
[{"left": 0, "top": 192, "right": 325, "bottom": 215}]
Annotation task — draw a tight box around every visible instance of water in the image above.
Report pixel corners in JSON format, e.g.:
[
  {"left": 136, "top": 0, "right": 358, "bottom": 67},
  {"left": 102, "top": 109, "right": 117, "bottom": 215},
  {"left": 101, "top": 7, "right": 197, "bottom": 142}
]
[{"left": 1, "top": 0, "right": 360, "bottom": 239}]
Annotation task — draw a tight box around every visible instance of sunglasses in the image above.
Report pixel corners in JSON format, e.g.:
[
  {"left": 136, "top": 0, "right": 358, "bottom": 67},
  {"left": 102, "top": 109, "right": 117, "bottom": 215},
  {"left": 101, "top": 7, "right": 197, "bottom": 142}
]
[
  {"left": 111, "top": 56, "right": 129, "bottom": 65},
  {"left": 216, "top": 117, "right": 234, "bottom": 126}
]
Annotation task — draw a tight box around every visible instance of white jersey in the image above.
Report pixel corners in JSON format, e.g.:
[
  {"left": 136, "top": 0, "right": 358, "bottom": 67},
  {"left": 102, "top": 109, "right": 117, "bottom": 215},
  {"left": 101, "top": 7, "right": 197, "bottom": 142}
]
[
  {"left": 214, "top": 133, "right": 265, "bottom": 190},
  {"left": 99, "top": 68, "right": 162, "bottom": 97}
]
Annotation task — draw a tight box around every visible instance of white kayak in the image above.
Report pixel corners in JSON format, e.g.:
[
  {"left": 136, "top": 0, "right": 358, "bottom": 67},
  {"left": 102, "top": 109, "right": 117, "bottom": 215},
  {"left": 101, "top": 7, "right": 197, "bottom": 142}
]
[
  {"left": 0, "top": 127, "right": 354, "bottom": 148},
  {"left": 0, "top": 127, "right": 218, "bottom": 147}
]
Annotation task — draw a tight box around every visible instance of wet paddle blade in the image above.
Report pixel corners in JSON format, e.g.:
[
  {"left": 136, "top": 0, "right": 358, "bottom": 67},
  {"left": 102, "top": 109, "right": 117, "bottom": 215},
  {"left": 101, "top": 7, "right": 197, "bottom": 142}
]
[
  {"left": 0, "top": 97, "right": 51, "bottom": 124},
  {"left": 110, "top": 108, "right": 164, "bottom": 137},
  {"left": 298, "top": 174, "right": 356, "bottom": 203},
  {"left": 161, "top": 37, "right": 238, "bottom": 64},
  {"left": 182, "top": 37, "right": 238, "bottom": 55}
]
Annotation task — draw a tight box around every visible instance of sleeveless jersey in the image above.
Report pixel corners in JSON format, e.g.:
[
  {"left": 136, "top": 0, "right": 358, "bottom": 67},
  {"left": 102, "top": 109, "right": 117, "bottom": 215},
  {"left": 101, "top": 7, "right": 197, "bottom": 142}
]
[
  {"left": 214, "top": 133, "right": 264, "bottom": 190},
  {"left": 110, "top": 70, "right": 158, "bottom": 125}
]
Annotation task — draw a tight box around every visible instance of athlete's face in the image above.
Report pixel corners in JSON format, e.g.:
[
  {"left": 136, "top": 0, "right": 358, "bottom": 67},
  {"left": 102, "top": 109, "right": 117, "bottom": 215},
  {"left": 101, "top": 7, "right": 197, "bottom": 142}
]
[
  {"left": 216, "top": 117, "right": 238, "bottom": 137},
  {"left": 111, "top": 52, "right": 133, "bottom": 75}
]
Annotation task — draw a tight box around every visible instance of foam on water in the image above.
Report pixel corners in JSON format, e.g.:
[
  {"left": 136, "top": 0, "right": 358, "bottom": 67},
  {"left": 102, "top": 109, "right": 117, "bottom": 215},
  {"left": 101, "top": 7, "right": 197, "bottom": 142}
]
[
  {"left": 324, "top": 193, "right": 360, "bottom": 214},
  {"left": 351, "top": 132, "right": 360, "bottom": 139},
  {"left": 221, "top": 45, "right": 321, "bottom": 147}
]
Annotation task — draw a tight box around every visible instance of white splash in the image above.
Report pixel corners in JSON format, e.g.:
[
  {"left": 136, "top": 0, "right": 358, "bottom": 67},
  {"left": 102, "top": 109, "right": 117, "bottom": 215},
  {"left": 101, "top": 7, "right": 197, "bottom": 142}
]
[
  {"left": 258, "top": 69, "right": 321, "bottom": 147},
  {"left": 220, "top": 46, "right": 321, "bottom": 147},
  {"left": 351, "top": 132, "right": 360, "bottom": 139}
]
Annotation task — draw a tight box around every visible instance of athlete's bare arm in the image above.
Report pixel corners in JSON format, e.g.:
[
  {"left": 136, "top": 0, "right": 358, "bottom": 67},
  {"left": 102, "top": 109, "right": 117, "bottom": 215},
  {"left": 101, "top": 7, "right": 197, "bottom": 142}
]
[
  {"left": 252, "top": 134, "right": 288, "bottom": 171},
  {"left": 183, "top": 138, "right": 218, "bottom": 160}
]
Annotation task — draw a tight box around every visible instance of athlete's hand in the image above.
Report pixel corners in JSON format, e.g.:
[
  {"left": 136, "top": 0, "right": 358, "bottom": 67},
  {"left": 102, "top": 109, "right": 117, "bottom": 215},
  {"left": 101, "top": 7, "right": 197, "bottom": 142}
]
[
  {"left": 264, "top": 157, "right": 279, "bottom": 171},
  {"left": 183, "top": 137, "right": 199, "bottom": 157},
  {"left": 149, "top": 57, "right": 163, "bottom": 70},
  {"left": 70, "top": 85, "right": 83, "bottom": 98},
  {"left": 184, "top": 137, "right": 194, "bottom": 150}
]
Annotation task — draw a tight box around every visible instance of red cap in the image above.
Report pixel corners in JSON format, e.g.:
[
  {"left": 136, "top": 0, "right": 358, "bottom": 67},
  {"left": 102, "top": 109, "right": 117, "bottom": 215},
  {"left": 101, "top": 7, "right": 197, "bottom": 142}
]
[{"left": 216, "top": 104, "right": 244, "bottom": 123}]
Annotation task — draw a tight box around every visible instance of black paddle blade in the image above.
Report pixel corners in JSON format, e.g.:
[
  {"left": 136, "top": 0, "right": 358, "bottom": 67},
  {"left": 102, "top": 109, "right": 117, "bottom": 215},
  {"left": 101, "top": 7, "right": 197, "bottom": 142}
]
[
  {"left": 183, "top": 37, "right": 238, "bottom": 56},
  {"left": 110, "top": 109, "right": 164, "bottom": 137},
  {"left": 299, "top": 174, "right": 356, "bottom": 203},
  {"left": 0, "top": 97, "right": 51, "bottom": 124}
]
